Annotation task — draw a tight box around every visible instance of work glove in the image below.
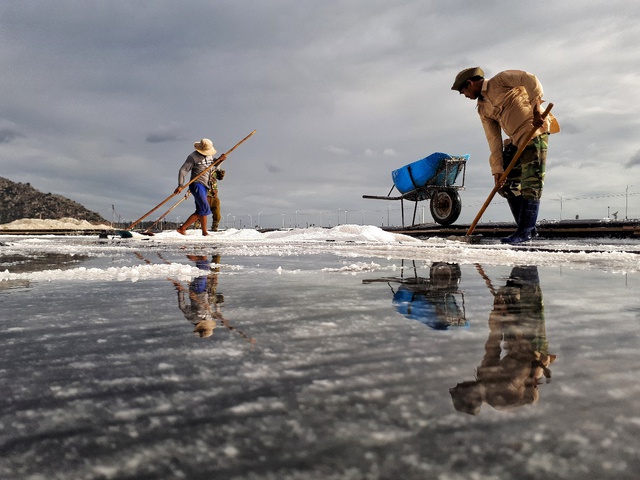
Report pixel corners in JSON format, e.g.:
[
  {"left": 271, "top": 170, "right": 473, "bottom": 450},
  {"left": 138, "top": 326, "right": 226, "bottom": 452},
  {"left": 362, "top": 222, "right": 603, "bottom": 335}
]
[{"left": 216, "top": 169, "right": 226, "bottom": 180}]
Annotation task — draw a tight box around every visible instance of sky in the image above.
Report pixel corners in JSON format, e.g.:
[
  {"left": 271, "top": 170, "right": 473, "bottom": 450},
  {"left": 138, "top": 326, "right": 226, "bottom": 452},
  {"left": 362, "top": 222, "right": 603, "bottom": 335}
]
[{"left": 1, "top": 1, "right": 640, "bottom": 229}]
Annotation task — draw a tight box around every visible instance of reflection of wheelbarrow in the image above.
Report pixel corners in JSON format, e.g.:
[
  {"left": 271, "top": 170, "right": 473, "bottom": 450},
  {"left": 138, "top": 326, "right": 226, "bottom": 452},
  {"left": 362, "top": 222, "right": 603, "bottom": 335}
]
[
  {"left": 363, "top": 261, "right": 468, "bottom": 330},
  {"left": 363, "top": 152, "right": 468, "bottom": 226}
]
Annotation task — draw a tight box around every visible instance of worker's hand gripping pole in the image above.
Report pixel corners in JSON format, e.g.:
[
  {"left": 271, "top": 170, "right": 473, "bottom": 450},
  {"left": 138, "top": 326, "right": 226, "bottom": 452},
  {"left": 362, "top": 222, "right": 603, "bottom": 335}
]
[{"left": 465, "top": 104, "right": 553, "bottom": 237}]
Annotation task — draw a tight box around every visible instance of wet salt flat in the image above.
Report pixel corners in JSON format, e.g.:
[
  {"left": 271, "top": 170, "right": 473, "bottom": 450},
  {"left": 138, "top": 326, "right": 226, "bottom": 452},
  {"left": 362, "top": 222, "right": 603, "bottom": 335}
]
[{"left": 1, "top": 226, "right": 640, "bottom": 480}]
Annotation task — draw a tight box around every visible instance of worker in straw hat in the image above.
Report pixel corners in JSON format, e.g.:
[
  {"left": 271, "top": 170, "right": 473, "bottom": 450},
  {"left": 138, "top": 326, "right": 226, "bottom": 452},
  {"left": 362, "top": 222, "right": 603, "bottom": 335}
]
[
  {"left": 174, "top": 138, "right": 226, "bottom": 236},
  {"left": 452, "top": 67, "right": 559, "bottom": 244}
]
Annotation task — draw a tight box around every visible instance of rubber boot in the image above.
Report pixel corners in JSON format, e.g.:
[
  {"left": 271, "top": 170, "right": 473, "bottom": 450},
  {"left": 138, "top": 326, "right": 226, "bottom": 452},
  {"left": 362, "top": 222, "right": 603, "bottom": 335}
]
[
  {"left": 501, "top": 199, "right": 540, "bottom": 244},
  {"left": 506, "top": 195, "right": 537, "bottom": 238},
  {"left": 506, "top": 196, "right": 522, "bottom": 223}
]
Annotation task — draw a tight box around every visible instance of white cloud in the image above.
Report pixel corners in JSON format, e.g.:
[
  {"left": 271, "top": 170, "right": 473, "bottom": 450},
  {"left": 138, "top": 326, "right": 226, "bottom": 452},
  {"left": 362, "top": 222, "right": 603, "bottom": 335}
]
[{"left": 324, "top": 146, "right": 350, "bottom": 156}]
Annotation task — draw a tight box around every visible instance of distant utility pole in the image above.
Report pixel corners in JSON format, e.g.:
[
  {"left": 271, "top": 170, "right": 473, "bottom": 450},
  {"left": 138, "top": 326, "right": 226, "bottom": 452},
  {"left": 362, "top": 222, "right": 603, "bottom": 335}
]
[{"left": 557, "top": 195, "right": 562, "bottom": 220}]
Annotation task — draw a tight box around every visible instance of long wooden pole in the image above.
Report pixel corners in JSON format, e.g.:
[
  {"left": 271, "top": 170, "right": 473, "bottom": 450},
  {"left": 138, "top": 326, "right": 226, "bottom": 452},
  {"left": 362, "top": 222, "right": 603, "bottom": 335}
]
[
  {"left": 142, "top": 191, "right": 191, "bottom": 234},
  {"left": 465, "top": 104, "right": 553, "bottom": 237},
  {"left": 126, "top": 130, "right": 256, "bottom": 231}
]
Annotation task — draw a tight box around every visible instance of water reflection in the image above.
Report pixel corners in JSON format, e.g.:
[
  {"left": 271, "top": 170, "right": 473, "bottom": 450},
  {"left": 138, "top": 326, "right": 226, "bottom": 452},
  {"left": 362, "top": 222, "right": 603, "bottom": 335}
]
[
  {"left": 450, "top": 265, "right": 556, "bottom": 415},
  {"left": 167, "top": 253, "right": 255, "bottom": 343},
  {"left": 363, "top": 260, "right": 467, "bottom": 330},
  {"left": 0, "top": 252, "right": 88, "bottom": 290},
  {"left": 169, "top": 254, "right": 225, "bottom": 337}
]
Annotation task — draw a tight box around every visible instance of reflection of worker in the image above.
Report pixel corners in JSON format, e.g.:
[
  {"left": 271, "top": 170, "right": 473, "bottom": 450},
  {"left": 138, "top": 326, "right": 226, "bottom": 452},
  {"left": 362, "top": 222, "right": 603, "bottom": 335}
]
[
  {"left": 451, "top": 67, "right": 559, "bottom": 244},
  {"left": 170, "top": 254, "right": 256, "bottom": 343},
  {"left": 172, "top": 254, "right": 224, "bottom": 338},
  {"left": 174, "top": 139, "right": 226, "bottom": 236},
  {"left": 450, "top": 266, "right": 556, "bottom": 415}
]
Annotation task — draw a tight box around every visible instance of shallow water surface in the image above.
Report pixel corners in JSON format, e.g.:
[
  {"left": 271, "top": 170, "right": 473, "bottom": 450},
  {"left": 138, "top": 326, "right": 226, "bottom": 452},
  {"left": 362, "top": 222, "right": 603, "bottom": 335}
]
[{"left": 1, "top": 235, "right": 639, "bottom": 479}]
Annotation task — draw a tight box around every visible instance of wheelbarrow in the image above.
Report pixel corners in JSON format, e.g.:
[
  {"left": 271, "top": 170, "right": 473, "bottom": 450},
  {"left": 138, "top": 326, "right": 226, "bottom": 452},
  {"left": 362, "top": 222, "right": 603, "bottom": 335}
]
[{"left": 363, "top": 152, "right": 468, "bottom": 226}]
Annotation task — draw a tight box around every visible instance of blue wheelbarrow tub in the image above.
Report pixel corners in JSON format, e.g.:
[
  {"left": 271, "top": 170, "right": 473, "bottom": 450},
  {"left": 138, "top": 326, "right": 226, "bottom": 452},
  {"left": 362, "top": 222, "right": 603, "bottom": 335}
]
[{"left": 392, "top": 152, "right": 469, "bottom": 195}]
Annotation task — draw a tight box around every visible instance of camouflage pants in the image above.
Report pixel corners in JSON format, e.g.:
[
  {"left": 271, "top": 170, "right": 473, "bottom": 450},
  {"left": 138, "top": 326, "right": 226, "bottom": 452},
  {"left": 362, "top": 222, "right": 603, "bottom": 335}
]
[
  {"left": 207, "top": 193, "right": 221, "bottom": 226},
  {"left": 498, "top": 134, "right": 548, "bottom": 201}
]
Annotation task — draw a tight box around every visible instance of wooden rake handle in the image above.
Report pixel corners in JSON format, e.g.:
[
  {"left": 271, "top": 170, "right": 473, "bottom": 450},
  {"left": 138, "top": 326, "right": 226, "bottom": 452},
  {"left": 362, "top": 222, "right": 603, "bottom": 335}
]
[
  {"left": 466, "top": 103, "right": 553, "bottom": 236},
  {"left": 142, "top": 191, "right": 191, "bottom": 234}
]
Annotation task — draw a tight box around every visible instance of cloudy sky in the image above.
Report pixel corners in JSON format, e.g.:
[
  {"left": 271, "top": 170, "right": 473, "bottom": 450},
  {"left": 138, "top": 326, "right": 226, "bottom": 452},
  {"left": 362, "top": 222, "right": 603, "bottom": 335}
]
[{"left": 2, "top": 1, "right": 639, "bottom": 228}]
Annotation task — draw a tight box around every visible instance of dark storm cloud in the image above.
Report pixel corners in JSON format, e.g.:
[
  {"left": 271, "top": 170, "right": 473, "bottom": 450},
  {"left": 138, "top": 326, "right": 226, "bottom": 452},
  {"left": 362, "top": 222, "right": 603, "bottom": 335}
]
[
  {"left": 146, "top": 134, "right": 180, "bottom": 144},
  {"left": 0, "top": 127, "right": 23, "bottom": 144},
  {"left": 265, "top": 164, "right": 284, "bottom": 174},
  {"left": 626, "top": 150, "right": 640, "bottom": 168}
]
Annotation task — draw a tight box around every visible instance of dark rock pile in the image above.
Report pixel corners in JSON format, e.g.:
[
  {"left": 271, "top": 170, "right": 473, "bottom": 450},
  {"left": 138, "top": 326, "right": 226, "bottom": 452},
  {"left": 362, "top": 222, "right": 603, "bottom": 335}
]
[{"left": 0, "top": 177, "right": 107, "bottom": 225}]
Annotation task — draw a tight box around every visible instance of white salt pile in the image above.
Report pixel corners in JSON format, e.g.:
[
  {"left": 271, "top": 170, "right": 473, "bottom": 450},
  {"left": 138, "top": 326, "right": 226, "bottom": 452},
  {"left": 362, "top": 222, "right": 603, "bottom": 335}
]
[{"left": 0, "top": 218, "right": 113, "bottom": 230}]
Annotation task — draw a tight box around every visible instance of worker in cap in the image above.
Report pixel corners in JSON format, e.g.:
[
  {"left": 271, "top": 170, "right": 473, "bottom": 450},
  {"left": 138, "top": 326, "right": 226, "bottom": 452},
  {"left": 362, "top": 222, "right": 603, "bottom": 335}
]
[
  {"left": 450, "top": 67, "right": 485, "bottom": 93},
  {"left": 452, "top": 67, "right": 559, "bottom": 244}
]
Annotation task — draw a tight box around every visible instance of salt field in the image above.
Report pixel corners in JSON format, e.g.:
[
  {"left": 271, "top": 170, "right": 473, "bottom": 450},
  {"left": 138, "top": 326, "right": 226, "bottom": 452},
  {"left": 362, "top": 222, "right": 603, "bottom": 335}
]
[{"left": 1, "top": 226, "right": 639, "bottom": 479}]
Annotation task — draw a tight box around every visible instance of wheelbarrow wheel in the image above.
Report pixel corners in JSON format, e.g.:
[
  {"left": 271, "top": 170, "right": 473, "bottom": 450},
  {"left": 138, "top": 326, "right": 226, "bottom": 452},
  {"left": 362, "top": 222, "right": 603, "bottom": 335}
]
[{"left": 430, "top": 188, "right": 462, "bottom": 226}]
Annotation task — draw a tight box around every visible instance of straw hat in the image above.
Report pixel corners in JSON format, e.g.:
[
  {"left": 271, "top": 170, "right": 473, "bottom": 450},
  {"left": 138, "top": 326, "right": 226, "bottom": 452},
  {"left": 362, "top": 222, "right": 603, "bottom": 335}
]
[
  {"left": 194, "top": 319, "right": 216, "bottom": 338},
  {"left": 194, "top": 138, "right": 217, "bottom": 156}
]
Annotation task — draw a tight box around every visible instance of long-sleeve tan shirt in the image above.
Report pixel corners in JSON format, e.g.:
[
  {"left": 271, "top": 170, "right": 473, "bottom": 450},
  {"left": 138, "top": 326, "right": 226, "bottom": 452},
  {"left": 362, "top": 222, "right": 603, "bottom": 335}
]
[{"left": 477, "top": 70, "right": 557, "bottom": 175}]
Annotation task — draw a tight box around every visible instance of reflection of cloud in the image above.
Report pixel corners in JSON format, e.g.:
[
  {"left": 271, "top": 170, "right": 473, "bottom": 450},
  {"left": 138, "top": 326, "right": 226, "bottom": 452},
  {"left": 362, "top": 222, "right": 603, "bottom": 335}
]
[
  {"left": 324, "top": 145, "right": 350, "bottom": 156},
  {"left": 626, "top": 149, "right": 640, "bottom": 168}
]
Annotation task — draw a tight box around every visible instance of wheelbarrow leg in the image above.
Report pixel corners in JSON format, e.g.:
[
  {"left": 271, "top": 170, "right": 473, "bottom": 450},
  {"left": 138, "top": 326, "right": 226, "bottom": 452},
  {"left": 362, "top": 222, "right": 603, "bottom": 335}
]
[
  {"left": 400, "top": 198, "right": 405, "bottom": 227},
  {"left": 412, "top": 200, "right": 418, "bottom": 226}
]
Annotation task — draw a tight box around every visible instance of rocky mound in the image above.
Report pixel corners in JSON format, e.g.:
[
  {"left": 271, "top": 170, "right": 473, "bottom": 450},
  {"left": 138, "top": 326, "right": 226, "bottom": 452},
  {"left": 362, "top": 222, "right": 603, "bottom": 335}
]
[{"left": 0, "top": 177, "right": 107, "bottom": 225}]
